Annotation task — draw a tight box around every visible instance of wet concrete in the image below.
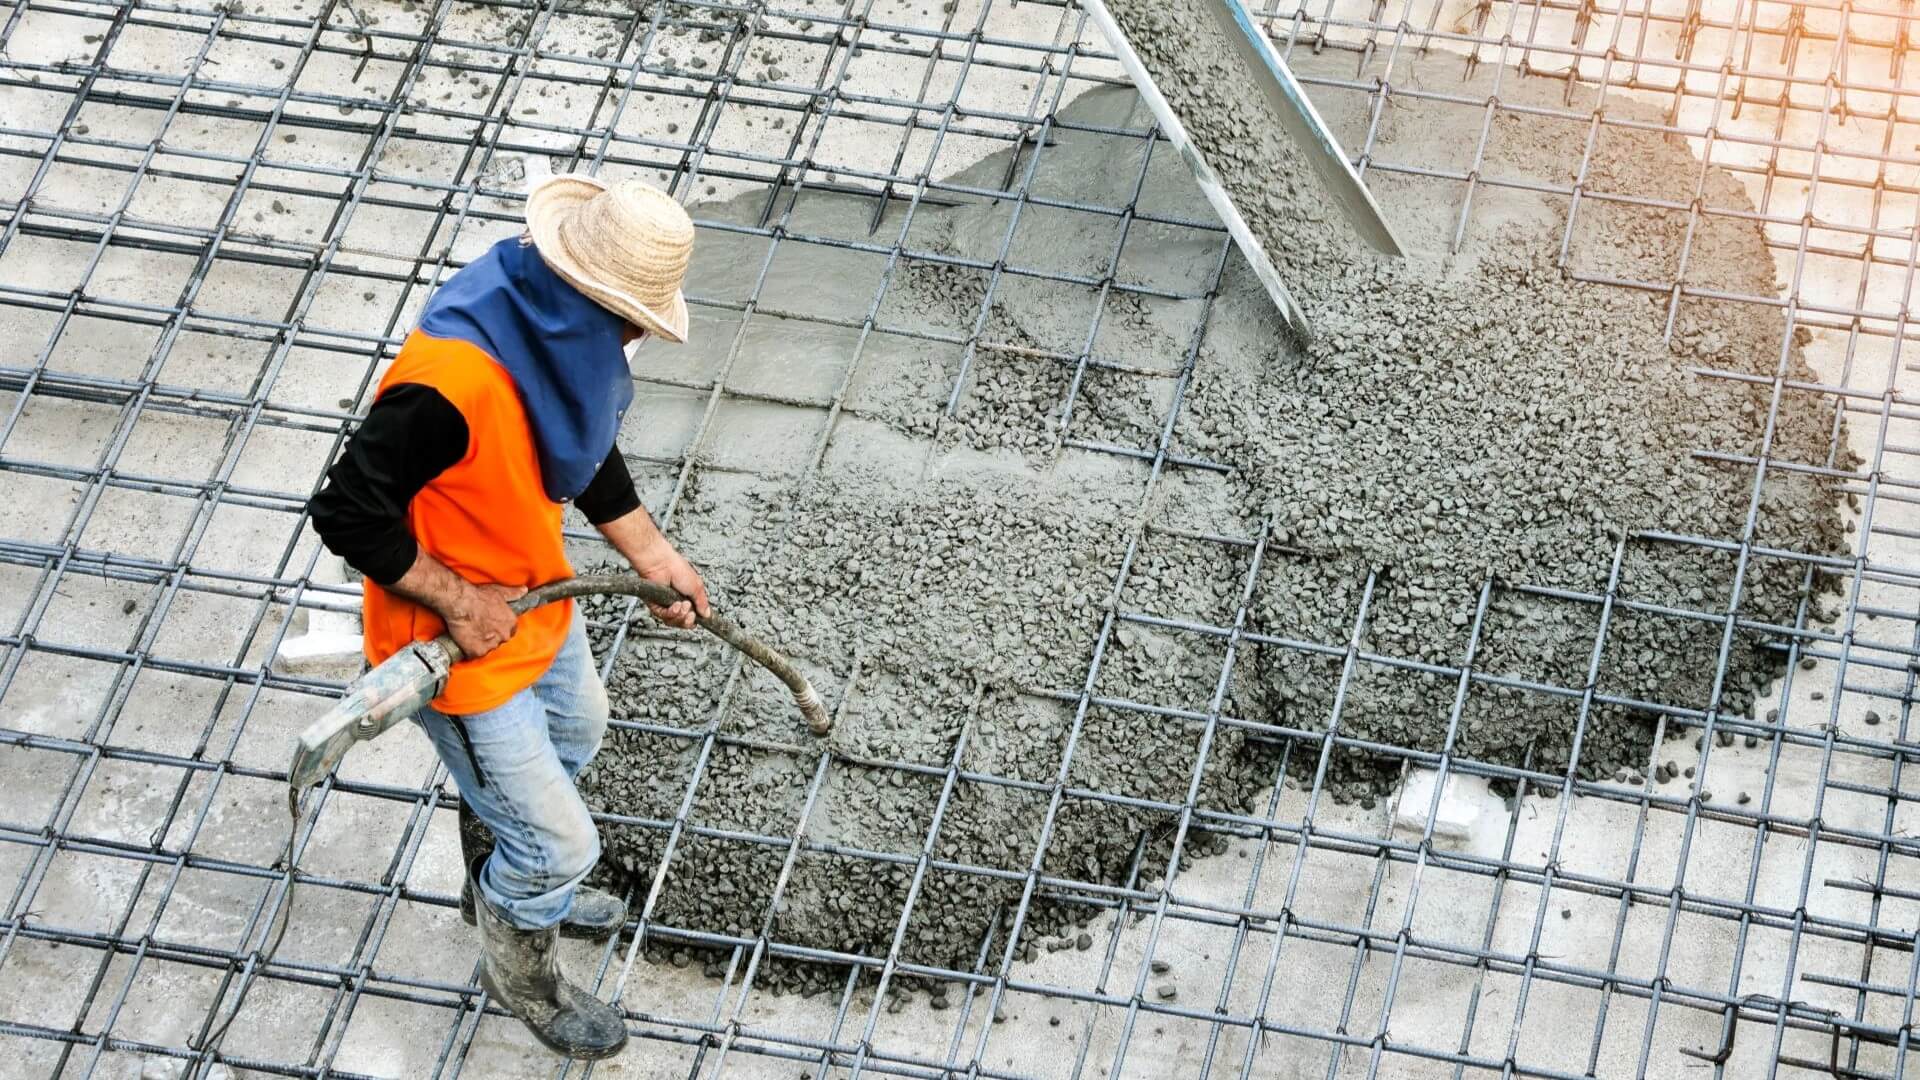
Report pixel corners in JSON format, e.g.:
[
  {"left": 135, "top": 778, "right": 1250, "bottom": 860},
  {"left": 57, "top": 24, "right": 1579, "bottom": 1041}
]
[
  {"left": 574, "top": 7, "right": 1845, "bottom": 997},
  {"left": 1113, "top": 0, "right": 1847, "bottom": 794}
]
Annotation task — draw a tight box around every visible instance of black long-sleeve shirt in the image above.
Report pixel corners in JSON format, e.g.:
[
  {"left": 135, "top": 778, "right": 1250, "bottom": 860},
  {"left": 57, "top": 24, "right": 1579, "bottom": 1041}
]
[{"left": 310, "top": 383, "right": 641, "bottom": 585}]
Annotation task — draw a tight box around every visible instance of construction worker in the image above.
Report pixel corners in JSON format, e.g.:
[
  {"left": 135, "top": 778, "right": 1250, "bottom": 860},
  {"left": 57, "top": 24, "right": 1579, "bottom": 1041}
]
[{"left": 308, "top": 175, "right": 708, "bottom": 1060}]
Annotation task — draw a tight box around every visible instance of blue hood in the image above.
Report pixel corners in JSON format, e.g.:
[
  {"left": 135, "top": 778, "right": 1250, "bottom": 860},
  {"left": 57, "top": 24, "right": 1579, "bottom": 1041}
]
[{"left": 418, "top": 236, "right": 632, "bottom": 502}]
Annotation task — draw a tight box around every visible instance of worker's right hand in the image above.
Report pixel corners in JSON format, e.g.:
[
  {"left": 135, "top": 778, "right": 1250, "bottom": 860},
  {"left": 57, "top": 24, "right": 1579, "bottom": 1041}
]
[{"left": 445, "top": 582, "right": 527, "bottom": 658}]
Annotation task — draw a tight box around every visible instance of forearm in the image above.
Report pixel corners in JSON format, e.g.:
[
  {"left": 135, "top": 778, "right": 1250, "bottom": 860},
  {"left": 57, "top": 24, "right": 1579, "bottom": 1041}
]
[
  {"left": 596, "top": 505, "right": 709, "bottom": 626},
  {"left": 382, "top": 546, "right": 527, "bottom": 658},
  {"left": 594, "top": 505, "right": 672, "bottom": 568},
  {"left": 384, "top": 546, "right": 482, "bottom": 623}
]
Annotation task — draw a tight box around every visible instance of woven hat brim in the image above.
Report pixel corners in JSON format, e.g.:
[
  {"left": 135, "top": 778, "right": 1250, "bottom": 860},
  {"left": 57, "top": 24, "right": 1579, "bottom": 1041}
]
[{"left": 524, "top": 175, "right": 691, "bottom": 344}]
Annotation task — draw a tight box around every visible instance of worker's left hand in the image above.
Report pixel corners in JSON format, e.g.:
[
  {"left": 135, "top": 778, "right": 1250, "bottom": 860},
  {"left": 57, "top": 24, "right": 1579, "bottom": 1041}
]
[{"left": 632, "top": 540, "right": 710, "bottom": 630}]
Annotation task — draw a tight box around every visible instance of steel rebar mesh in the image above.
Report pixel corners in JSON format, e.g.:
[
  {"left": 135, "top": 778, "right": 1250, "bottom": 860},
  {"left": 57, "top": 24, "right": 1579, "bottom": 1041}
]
[{"left": 1, "top": 0, "right": 1917, "bottom": 1077}]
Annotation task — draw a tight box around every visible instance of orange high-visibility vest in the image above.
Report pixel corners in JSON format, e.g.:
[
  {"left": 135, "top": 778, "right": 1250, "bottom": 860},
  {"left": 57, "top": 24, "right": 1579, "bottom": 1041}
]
[{"left": 360, "top": 331, "right": 575, "bottom": 714}]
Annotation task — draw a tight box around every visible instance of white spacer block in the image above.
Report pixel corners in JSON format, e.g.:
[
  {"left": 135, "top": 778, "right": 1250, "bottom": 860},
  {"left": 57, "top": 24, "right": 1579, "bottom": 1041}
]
[
  {"left": 1393, "top": 768, "right": 1479, "bottom": 843},
  {"left": 276, "top": 554, "right": 365, "bottom": 676}
]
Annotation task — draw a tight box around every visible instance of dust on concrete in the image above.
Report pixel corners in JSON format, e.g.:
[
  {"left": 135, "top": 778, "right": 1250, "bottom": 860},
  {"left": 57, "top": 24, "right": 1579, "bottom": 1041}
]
[{"left": 576, "top": 8, "right": 1846, "bottom": 994}]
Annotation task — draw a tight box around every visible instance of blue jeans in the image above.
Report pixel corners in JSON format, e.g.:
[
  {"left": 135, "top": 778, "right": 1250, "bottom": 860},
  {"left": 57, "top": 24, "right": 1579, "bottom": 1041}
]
[{"left": 413, "top": 610, "right": 610, "bottom": 930}]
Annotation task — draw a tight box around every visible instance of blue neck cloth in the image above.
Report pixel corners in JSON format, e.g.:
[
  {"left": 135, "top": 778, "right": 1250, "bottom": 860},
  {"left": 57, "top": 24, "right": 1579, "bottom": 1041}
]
[{"left": 418, "top": 236, "right": 633, "bottom": 503}]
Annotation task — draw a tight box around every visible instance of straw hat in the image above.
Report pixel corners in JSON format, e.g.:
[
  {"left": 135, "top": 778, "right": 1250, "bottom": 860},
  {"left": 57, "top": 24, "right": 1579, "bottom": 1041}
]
[{"left": 524, "top": 173, "right": 694, "bottom": 343}]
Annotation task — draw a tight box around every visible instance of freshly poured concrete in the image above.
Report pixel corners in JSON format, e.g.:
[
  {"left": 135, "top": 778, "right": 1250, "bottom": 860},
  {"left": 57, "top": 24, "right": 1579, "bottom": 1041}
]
[{"left": 577, "top": 24, "right": 1842, "bottom": 1013}]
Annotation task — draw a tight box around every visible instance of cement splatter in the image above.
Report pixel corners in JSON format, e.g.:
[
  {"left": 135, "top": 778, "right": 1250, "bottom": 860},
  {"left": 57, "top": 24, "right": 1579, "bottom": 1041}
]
[{"left": 577, "top": 24, "right": 1845, "bottom": 992}]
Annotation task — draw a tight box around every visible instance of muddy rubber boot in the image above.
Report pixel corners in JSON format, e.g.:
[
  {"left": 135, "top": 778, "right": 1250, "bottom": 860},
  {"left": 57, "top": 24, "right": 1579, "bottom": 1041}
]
[
  {"left": 471, "top": 860, "right": 630, "bottom": 1061},
  {"left": 458, "top": 800, "right": 625, "bottom": 939}
]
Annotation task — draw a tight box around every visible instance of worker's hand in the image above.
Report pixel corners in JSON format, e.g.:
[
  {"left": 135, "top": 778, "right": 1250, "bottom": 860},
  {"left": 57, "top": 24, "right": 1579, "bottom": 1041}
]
[
  {"left": 632, "top": 540, "right": 709, "bottom": 630},
  {"left": 445, "top": 582, "right": 527, "bottom": 658}
]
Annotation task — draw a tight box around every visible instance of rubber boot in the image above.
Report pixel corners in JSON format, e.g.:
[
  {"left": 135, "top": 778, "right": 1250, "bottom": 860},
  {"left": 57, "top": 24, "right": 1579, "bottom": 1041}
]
[
  {"left": 458, "top": 800, "right": 626, "bottom": 939},
  {"left": 471, "top": 856, "right": 630, "bottom": 1060}
]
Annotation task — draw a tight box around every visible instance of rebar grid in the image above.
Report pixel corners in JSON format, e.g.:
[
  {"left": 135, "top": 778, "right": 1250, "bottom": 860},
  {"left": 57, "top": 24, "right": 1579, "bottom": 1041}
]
[{"left": 1, "top": 0, "right": 1917, "bottom": 1076}]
